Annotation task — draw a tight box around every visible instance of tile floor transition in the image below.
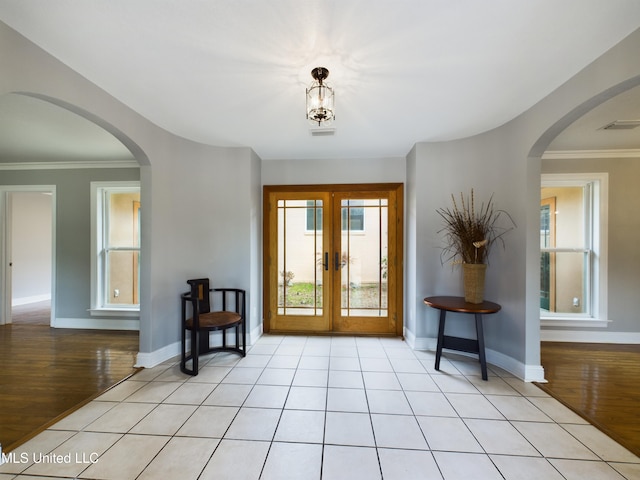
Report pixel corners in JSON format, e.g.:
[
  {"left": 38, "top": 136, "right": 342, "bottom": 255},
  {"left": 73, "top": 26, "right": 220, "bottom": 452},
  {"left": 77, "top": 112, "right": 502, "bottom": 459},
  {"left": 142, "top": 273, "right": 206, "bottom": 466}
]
[{"left": 1, "top": 335, "right": 639, "bottom": 479}]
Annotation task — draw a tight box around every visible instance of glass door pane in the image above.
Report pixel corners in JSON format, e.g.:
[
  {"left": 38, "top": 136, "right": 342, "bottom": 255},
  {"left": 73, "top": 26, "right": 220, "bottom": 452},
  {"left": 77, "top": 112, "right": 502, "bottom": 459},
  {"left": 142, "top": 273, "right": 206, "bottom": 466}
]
[
  {"left": 340, "top": 199, "right": 388, "bottom": 317},
  {"left": 540, "top": 196, "right": 557, "bottom": 312},
  {"left": 333, "top": 191, "right": 397, "bottom": 334},
  {"left": 277, "top": 199, "right": 324, "bottom": 316},
  {"left": 540, "top": 203, "right": 551, "bottom": 310},
  {"left": 267, "top": 191, "right": 331, "bottom": 332}
]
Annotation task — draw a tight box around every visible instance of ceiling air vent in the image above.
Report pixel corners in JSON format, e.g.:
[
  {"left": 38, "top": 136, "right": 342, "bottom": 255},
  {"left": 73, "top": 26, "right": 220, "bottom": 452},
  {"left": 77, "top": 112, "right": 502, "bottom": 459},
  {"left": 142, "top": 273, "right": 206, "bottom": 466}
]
[
  {"left": 600, "top": 120, "right": 640, "bottom": 130},
  {"left": 310, "top": 127, "right": 336, "bottom": 137}
]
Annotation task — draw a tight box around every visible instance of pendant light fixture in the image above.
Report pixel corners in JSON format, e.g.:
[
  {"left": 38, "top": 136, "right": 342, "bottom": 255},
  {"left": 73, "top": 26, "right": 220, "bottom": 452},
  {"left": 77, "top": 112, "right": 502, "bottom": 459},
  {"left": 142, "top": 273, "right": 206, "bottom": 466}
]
[{"left": 306, "top": 67, "right": 335, "bottom": 126}]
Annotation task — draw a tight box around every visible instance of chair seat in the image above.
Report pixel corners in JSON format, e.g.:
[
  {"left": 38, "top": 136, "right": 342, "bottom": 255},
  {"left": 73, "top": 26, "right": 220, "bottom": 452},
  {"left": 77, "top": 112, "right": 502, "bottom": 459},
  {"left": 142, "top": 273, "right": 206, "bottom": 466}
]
[{"left": 185, "top": 311, "right": 242, "bottom": 330}]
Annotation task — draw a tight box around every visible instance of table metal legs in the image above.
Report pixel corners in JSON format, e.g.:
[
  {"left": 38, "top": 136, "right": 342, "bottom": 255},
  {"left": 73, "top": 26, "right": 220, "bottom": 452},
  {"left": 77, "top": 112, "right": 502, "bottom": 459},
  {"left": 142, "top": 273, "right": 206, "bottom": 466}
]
[
  {"left": 434, "top": 309, "right": 446, "bottom": 371},
  {"left": 434, "top": 310, "right": 488, "bottom": 380},
  {"left": 475, "top": 313, "right": 488, "bottom": 380}
]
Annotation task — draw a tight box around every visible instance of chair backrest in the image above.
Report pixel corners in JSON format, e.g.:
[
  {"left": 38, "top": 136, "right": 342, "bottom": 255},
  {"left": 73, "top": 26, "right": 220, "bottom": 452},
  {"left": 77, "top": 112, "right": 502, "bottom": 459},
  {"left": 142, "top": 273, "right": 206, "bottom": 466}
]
[{"left": 187, "top": 278, "right": 211, "bottom": 314}]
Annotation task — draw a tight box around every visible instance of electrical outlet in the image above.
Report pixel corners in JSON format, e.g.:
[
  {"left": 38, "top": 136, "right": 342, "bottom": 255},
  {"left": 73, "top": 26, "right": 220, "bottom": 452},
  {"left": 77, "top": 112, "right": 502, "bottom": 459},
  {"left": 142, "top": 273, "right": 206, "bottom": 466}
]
[
  {"left": 114, "top": 289, "right": 120, "bottom": 298},
  {"left": 572, "top": 297, "right": 580, "bottom": 307}
]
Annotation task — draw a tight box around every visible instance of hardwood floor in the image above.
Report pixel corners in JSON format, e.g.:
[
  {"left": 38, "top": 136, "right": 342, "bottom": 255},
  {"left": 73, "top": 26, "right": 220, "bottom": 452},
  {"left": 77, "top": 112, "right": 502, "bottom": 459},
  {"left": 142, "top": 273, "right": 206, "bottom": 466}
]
[
  {"left": 537, "top": 341, "right": 640, "bottom": 457},
  {"left": 11, "top": 299, "right": 51, "bottom": 326},
  {"left": 0, "top": 323, "right": 139, "bottom": 451}
]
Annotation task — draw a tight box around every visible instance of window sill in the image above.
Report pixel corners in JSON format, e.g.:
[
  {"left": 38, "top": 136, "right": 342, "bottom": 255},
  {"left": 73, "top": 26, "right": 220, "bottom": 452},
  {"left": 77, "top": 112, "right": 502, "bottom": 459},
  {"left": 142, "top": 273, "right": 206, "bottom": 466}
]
[
  {"left": 541, "top": 316, "right": 610, "bottom": 328},
  {"left": 89, "top": 308, "right": 140, "bottom": 318}
]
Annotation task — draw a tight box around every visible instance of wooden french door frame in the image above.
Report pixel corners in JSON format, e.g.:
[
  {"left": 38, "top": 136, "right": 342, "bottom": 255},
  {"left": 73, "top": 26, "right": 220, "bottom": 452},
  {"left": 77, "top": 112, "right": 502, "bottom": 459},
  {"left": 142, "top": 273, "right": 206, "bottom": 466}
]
[{"left": 263, "top": 183, "right": 403, "bottom": 336}]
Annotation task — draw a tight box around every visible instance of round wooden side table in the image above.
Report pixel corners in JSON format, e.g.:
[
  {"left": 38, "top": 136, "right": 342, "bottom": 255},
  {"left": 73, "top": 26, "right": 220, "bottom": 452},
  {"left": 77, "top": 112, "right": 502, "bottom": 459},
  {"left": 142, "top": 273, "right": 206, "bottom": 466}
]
[{"left": 424, "top": 296, "right": 501, "bottom": 380}]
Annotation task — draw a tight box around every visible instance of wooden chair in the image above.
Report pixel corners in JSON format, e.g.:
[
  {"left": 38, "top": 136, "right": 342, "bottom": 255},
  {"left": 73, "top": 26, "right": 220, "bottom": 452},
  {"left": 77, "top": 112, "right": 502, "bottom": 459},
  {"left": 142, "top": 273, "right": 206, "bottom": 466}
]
[{"left": 180, "top": 278, "right": 246, "bottom": 375}]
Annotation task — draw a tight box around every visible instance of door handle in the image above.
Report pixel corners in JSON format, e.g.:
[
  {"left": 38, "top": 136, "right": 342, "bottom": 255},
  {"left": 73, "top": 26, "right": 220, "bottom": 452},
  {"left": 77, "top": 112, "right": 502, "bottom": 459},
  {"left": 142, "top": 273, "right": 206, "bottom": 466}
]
[
  {"left": 334, "top": 252, "right": 340, "bottom": 271},
  {"left": 324, "top": 252, "right": 329, "bottom": 271}
]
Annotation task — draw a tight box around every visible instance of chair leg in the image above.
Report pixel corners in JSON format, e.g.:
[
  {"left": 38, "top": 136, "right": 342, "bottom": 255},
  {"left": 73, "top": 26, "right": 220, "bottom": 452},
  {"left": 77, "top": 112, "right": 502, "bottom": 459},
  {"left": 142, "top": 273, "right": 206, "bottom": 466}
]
[
  {"left": 180, "top": 327, "right": 186, "bottom": 372},
  {"left": 191, "top": 329, "right": 199, "bottom": 375},
  {"left": 198, "top": 330, "right": 210, "bottom": 358},
  {"left": 240, "top": 324, "right": 246, "bottom": 357},
  {"left": 180, "top": 329, "right": 197, "bottom": 376}
]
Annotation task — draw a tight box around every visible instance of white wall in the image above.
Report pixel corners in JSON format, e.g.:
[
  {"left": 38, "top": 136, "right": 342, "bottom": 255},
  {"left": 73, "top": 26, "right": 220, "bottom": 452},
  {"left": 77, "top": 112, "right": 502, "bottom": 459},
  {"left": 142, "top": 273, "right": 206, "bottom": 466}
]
[{"left": 10, "top": 191, "right": 51, "bottom": 304}]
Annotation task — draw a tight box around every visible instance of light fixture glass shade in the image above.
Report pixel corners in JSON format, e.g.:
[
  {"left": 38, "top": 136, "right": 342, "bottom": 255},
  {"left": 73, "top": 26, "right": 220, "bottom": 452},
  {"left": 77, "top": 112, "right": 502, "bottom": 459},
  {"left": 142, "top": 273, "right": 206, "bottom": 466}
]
[{"left": 306, "top": 67, "right": 334, "bottom": 126}]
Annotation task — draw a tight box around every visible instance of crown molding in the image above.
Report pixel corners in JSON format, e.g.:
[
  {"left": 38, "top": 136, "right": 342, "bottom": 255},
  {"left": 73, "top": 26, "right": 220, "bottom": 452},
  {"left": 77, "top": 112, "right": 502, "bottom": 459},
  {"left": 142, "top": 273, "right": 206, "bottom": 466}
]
[
  {"left": 0, "top": 160, "right": 139, "bottom": 170},
  {"left": 542, "top": 149, "right": 640, "bottom": 160}
]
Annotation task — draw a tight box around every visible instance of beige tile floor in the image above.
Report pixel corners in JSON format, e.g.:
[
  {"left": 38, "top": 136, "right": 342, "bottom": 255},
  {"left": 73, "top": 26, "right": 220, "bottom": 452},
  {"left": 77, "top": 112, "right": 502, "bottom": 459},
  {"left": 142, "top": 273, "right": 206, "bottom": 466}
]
[{"left": 1, "top": 335, "right": 639, "bottom": 479}]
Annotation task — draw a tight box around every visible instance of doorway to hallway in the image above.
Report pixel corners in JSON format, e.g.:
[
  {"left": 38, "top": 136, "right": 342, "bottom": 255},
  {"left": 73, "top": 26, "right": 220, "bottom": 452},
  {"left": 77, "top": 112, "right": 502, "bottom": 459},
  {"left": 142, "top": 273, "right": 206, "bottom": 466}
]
[{"left": 1, "top": 186, "right": 55, "bottom": 326}]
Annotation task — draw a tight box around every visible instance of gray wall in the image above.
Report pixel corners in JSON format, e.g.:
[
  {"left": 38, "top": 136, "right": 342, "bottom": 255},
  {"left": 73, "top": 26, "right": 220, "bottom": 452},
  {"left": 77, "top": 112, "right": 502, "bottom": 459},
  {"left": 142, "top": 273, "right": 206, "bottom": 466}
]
[
  {"left": 2, "top": 18, "right": 640, "bottom": 379},
  {"left": 2, "top": 168, "right": 139, "bottom": 318},
  {"left": 139, "top": 141, "right": 261, "bottom": 354},
  {"left": 261, "top": 157, "right": 406, "bottom": 186},
  {"left": 409, "top": 130, "right": 532, "bottom": 374},
  {"left": 406, "top": 28, "right": 640, "bottom": 378},
  {"left": 405, "top": 146, "right": 418, "bottom": 341},
  {"left": 542, "top": 156, "right": 640, "bottom": 334},
  {"left": 0, "top": 21, "right": 262, "bottom": 363}
]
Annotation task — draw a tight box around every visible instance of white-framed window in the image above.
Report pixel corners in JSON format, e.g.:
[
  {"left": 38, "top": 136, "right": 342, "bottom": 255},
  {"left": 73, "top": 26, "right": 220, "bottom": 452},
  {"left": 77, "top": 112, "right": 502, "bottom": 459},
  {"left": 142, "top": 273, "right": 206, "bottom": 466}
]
[
  {"left": 90, "top": 181, "right": 140, "bottom": 316},
  {"left": 540, "top": 173, "right": 608, "bottom": 327}
]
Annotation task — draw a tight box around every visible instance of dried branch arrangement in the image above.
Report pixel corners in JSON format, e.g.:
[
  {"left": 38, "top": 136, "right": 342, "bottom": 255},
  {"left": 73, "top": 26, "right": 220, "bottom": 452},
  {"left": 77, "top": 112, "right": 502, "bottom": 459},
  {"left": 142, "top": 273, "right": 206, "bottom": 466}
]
[{"left": 436, "top": 189, "right": 515, "bottom": 265}]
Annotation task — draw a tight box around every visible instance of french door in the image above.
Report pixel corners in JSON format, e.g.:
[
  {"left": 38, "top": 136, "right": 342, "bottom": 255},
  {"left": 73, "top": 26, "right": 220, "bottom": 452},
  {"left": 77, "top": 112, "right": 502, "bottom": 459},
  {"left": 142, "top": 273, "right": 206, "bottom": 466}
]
[{"left": 263, "top": 184, "right": 403, "bottom": 335}]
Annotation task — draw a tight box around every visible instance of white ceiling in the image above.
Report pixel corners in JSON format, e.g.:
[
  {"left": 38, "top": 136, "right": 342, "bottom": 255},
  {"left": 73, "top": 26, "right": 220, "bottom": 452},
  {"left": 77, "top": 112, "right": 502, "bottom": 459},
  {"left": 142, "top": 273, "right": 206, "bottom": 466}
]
[
  {"left": 1, "top": 1, "right": 640, "bottom": 162},
  {"left": 546, "top": 84, "right": 640, "bottom": 152}
]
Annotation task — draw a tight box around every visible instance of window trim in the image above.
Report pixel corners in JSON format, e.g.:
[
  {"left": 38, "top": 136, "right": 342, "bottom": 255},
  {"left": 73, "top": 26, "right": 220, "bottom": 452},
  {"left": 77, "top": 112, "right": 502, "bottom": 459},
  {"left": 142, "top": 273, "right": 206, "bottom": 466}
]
[
  {"left": 540, "top": 173, "right": 608, "bottom": 327},
  {"left": 90, "top": 181, "right": 140, "bottom": 317}
]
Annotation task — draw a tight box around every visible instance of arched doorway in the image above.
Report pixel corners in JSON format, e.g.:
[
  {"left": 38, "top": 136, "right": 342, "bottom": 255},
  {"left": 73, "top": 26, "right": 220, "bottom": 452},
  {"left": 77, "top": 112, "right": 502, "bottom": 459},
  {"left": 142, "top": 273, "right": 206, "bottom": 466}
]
[
  {"left": 528, "top": 80, "right": 640, "bottom": 456},
  {"left": 0, "top": 92, "right": 146, "bottom": 327},
  {"left": 0, "top": 92, "right": 152, "bottom": 450}
]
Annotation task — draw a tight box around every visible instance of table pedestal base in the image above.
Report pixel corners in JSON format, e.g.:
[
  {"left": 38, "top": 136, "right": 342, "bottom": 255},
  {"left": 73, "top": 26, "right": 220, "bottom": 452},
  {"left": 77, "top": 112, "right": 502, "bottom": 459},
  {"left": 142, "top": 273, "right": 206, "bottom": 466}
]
[{"left": 435, "top": 310, "right": 487, "bottom": 380}]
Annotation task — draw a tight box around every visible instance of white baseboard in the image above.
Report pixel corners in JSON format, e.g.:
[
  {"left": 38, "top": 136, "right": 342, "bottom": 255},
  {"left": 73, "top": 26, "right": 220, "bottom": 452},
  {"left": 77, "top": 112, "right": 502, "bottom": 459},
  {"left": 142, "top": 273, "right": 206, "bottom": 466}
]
[
  {"left": 250, "top": 323, "right": 263, "bottom": 344},
  {"left": 524, "top": 364, "right": 547, "bottom": 383},
  {"left": 54, "top": 317, "right": 140, "bottom": 330},
  {"left": 541, "top": 330, "right": 640, "bottom": 343},
  {"left": 136, "top": 341, "right": 181, "bottom": 368},
  {"left": 404, "top": 329, "right": 436, "bottom": 351},
  {"left": 136, "top": 325, "right": 264, "bottom": 369},
  {"left": 12, "top": 294, "right": 51, "bottom": 306},
  {"left": 403, "top": 327, "right": 416, "bottom": 348},
  {"left": 408, "top": 334, "right": 545, "bottom": 382},
  {"left": 485, "top": 348, "right": 546, "bottom": 382}
]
